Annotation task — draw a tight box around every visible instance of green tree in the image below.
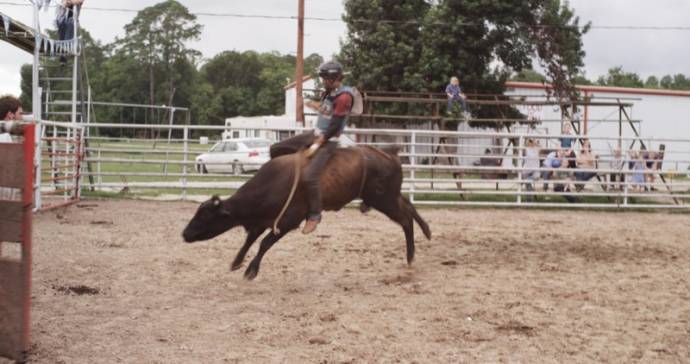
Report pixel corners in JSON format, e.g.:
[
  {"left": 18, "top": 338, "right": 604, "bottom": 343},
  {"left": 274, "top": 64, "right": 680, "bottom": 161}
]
[
  {"left": 19, "top": 64, "right": 32, "bottom": 112},
  {"left": 670, "top": 74, "right": 690, "bottom": 90},
  {"left": 198, "top": 50, "right": 322, "bottom": 119},
  {"left": 340, "top": 0, "right": 430, "bottom": 91},
  {"left": 340, "top": 0, "right": 589, "bottom": 126},
  {"left": 511, "top": 69, "right": 548, "bottom": 83},
  {"left": 571, "top": 74, "right": 592, "bottom": 85},
  {"left": 660, "top": 75, "right": 673, "bottom": 89},
  {"left": 115, "top": 0, "right": 202, "bottom": 109},
  {"left": 596, "top": 66, "right": 644, "bottom": 88},
  {"left": 644, "top": 76, "right": 660, "bottom": 89}
]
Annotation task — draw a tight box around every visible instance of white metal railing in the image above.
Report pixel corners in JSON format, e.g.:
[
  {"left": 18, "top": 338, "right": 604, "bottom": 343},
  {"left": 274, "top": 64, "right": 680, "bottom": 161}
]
[{"left": 70, "top": 122, "right": 690, "bottom": 209}]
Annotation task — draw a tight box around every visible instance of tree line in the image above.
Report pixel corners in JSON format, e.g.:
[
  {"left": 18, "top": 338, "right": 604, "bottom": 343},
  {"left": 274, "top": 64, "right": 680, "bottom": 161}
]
[
  {"left": 513, "top": 66, "right": 690, "bottom": 90},
  {"left": 20, "top": 0, "right": 322, "bottom": 127},
  {"left": 19, "top": 0, "right": 690, "bottom": 128}
]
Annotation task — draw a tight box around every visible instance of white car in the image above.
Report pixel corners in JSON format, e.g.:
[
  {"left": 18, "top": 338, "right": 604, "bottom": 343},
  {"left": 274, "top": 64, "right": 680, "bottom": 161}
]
[{"left": 195, "top": 138, "right": 271, "bottom": 175}]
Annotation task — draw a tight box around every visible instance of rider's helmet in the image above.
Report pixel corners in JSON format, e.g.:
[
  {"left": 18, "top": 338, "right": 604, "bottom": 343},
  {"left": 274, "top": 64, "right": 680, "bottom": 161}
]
[{"left": 317, "top": 61, "right": 344, "bottom": 81}]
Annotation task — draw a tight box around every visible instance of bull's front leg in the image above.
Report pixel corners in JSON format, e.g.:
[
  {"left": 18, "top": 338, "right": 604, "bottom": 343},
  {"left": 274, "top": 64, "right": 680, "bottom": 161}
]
[
  {"left": 244, "top": 230, "right": 289, "bottom": 280},
  {"left": 231, "top": 227, "right": 265, "bottom": 271}
]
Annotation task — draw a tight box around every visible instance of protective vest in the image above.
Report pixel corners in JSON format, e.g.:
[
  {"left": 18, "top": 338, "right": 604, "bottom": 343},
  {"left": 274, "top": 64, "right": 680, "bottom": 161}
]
[{"left": 316, "top": 86, "right": 354, "bottom": 136}]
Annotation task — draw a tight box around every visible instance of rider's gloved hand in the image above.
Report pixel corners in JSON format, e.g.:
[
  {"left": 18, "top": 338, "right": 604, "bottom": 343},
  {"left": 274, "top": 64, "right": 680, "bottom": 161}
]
[{"left": 306, "top": 143, "right": 320, "bottom": 158}]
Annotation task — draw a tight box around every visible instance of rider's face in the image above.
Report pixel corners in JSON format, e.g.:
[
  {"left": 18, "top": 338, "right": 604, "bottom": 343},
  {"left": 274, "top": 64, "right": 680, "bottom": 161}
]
[{"left": 321, "top": 77, "right": 338, "bottom": 91}]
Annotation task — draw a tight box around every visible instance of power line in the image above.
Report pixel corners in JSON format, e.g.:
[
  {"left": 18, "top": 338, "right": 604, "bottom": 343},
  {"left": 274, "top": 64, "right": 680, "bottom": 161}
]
[{"left": 2, "top": 1, "right": 690, "bottom": 31}]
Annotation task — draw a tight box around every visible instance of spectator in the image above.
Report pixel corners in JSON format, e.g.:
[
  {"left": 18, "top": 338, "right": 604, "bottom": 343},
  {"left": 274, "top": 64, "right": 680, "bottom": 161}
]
[
  {"left": 609, "top": 147, "right": 625, "bottom": 190},
  {"left": 445, "top": 76, "right": 467, "bottom": 115},
  {"left": 642, "top": 146, "right": 658, "bottom": 191},
  {"left": 1, "top": 96, "right": 23, "bottom": 202},
  {"left": 574, "top": 139, "right": 597, "bottom": 191},
  {"left": 57, "top": 0, "right": 84, "bottom": 41},
  {"left": 56, "top": 0, "right": 84, "bottom": 64},
  {"left": 630, "top": 151, "right": 646, "bottom": 192},
  {"left": 560, "top": 122, "right": 577, "bottom": 168},
  {"left": 0, "top": 95, "right": 23, "bottom": 143},
  {"left": 477, "top": 148, "right": 500, "bottom": 167},
  {"left": 522, "top": 138, "right": 541, "bottom": 201},
  {"left": 542, "top": 148, "right": 564, "bottom": 191}
]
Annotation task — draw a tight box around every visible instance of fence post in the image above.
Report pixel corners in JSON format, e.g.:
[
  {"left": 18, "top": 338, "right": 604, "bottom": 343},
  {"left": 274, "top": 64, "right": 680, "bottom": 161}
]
[
  {"left": 76, "top": 128, "right": 84, "bottom": 199},
  {"left": 517, "top": 135, "right": 523, "bottom": 204},
  {"left": 97, "top": 149, "right": 102, "bottom": 190},
  {"left": 63, "top": 125, "right": 70, "bottom": 202},
  {"left": 33, "top": 122, "right": 42, "bottom": 211},
  {"left": 51, "top": 126, "right": 57, "bottom": 191},
  {"left": 182, "top": 126, "right": 188, "bottom": 201},
  {"left": 623, "top": 170, "right": 629, "bottom": 206},
  {"left": 410, "top": 132, "right": 416, "bottom": 203}
]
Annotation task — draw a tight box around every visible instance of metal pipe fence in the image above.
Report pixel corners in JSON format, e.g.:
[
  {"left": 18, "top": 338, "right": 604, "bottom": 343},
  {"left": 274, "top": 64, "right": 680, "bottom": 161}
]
[
  {"left": 50, "top": 122, "right": 690, "bottom": 209},
  {"left": 34, "top": 120, "right": 85, "bottom": 210}
]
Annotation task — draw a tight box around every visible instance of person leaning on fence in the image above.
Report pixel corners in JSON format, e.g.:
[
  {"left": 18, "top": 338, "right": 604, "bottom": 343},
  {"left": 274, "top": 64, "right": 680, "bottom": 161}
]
[
  {"left": 522, "top": 138, "right": 541, "bottom": 201},
  {"left": 541, "top": 148, "right": 564, "bottom": 191},
  {"left": 642, "top": 147, "right": 658, "bottom": 191},
  {"left": 573, "top": 139, "right": 597, "bottom": 191},
  {"left": 0, "top": 95, "right": 24, "bottom": 143},
  {"left": 609, "top": 147, "right": 625, "bottom": 190},
  {"left": 0, "top": 96, "right": 23, "bottom": 202},
  {"left": 445, "top": 76, "right": 467, "bottom": 115},
  {"left": 559, "top": 122, "right": 577, "bottom": 169},
  {"left": 630, "top": 150, "right": 647, "bottom": 192}
]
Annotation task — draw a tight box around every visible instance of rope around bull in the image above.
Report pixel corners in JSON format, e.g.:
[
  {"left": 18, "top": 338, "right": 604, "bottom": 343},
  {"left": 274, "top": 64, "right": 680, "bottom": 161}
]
[
  {"left": 272, "top": 150, "right": 303, "bottom": 235},
  {"left": 271, "top": 147, "right": 368, "bottom": 235}
]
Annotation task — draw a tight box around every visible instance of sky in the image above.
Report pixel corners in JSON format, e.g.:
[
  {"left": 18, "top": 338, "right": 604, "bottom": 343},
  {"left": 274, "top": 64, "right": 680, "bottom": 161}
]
[{"left": 1, "top": 0, "right": 690, "bottom": 96}]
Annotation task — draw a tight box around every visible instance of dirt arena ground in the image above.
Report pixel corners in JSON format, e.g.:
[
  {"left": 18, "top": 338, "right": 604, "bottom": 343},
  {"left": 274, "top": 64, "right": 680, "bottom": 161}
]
[{"left": 3, "top": 199, "right": 690, "bottom": 363}]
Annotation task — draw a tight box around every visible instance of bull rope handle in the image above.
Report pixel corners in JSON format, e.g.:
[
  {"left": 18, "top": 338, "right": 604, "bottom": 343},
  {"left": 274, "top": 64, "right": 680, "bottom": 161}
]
[{"left": 272, "top": 150, "right": 303, "bottom": 235}]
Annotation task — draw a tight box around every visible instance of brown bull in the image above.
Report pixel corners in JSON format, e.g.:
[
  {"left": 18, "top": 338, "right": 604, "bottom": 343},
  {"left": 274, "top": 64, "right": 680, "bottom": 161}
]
[{"left": 182, "top": 134, "right": 431, "bottom": 280}]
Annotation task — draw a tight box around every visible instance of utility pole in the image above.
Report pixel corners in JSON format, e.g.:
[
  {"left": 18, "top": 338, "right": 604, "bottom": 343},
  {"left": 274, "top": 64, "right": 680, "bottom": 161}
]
[{"left": 295, "top": 0, "right": 305, "bottom": 126}]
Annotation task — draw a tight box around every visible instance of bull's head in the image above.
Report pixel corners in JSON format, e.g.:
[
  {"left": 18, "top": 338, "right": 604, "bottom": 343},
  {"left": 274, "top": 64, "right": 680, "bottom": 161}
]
[{"left": 182, "top": 195, "right": 235, "bottom": 243}]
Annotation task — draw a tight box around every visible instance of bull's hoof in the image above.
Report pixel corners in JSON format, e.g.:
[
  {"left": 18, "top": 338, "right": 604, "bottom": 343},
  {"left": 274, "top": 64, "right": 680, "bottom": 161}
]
[
  {"left": 230, "top": 261, "right": 243, "bottom": 271},
  {"left": 244, "top": 267, "right": 258, "bottom": 280},
  {"left": 359, "top": 203, "right": 371, "bottom": 213}
]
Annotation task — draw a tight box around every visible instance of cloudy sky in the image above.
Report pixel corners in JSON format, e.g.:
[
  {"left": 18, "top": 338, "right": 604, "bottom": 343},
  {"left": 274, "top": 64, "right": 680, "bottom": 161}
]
[{"left": 2, "top": 0, "right": 689, "bottom": 96}]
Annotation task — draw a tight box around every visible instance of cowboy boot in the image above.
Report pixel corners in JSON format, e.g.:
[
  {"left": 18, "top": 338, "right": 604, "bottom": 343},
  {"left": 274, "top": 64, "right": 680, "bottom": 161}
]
[{"left": 302, "top": 218, "right": 320, "bottom": 234}]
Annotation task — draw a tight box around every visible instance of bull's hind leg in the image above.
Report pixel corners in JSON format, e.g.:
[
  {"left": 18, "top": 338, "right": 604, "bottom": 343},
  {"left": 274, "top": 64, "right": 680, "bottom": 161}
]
[
  {"left": 370, "top": 194, "right": 416, "bottom": 265},
  {"left": 401, "top": 196, "right": 431, "bottom": 240},
  {"left": 231, "top": 227, "right": 265, "bottom": 271}
]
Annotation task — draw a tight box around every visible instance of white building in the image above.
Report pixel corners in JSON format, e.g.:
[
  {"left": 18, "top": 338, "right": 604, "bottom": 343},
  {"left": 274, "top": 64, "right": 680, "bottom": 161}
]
[{"left": 223, "top": 76, "right": 317, "bottom": 142}]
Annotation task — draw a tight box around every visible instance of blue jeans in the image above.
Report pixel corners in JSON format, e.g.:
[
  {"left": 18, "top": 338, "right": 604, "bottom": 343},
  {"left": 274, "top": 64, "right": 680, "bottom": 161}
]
[
  {"left": 305, "top": 142, "right": 337, "bottom": 220},
  {"left": 574, "top": 171, "right": 596, "bottom": 181},
  {"left": 447, "top": 96, "right": 466, "bottom": 112},
  {"left": 542, "top": 170, "right": 553, "bottom": 190},
  {"left": 58, "top": 17, "right": 75, "bottom": 41}
]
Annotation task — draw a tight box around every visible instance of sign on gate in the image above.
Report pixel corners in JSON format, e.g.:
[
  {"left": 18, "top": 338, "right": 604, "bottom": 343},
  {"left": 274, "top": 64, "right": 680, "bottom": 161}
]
[{"left": 0, "top": 124, "right": 34, "bottom": 362}]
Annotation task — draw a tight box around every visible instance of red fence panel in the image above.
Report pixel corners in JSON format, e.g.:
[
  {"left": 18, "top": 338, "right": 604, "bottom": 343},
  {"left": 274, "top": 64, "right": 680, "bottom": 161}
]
[{"left": 0, "top": 124, "right": 34, "bottom": 362}]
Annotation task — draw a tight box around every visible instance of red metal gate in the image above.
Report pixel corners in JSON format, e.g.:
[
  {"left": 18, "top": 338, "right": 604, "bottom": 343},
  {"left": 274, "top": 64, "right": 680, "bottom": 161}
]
[{"left": 0, "top": 124, "right": 34, "bottom": 362}]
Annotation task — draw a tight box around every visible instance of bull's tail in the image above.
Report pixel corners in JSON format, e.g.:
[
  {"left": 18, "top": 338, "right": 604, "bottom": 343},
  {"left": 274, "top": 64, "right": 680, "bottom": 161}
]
[{"left": 402, "top": 196, "right": 431, "bottom": 240}]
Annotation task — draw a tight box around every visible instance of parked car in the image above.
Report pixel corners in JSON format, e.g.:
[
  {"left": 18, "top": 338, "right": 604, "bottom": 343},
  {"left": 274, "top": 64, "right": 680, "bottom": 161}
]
[{"left": 195, "top": 138, "right": 271, "bottom": 175}]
